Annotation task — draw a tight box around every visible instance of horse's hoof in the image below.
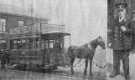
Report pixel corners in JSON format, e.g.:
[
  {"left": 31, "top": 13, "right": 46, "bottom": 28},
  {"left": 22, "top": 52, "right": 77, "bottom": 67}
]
[
  {"left": 71, "top": 72, "right": 74, "bottom": 75},
  {"left": 84, "top": 72, "right": 87, "bottom": 75},
  {"left": 89, "top": 73, "right": 93, "bottom": 76},
  {"left": 88, "top": 76, "right": 93, "bottom": 79}
]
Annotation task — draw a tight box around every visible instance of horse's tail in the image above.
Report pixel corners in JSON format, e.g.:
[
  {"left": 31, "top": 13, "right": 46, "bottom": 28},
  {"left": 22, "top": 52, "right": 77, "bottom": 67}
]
[
  {"left": 67, "top": 46, "right": 73, "bottom": 58},
  {"left": 67, "top": 46, "right": 71, "bottom": 57}
]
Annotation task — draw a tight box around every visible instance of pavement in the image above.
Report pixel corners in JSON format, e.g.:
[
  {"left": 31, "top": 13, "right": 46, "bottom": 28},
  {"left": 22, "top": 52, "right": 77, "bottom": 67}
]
[{"left": 106, "top": 48, "right": 135, "bottom": 80}]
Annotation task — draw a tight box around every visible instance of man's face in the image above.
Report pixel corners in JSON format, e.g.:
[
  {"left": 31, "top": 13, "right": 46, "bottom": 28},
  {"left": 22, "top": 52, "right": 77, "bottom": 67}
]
[
  {"left": 117, "top": 5, "right": 126, "bottom": 16},
  {"left": 116, "top": 5, "right": 127, "bottom": 22}
]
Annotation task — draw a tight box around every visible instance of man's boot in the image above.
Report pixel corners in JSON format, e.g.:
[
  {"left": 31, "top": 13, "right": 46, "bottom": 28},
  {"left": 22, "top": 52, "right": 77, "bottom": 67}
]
[
  {"left": 125, "top": 75, "right": 130, "bottom": 80},
  {"left": 109, "top": 71, "right": 119, "bottom": 78}
]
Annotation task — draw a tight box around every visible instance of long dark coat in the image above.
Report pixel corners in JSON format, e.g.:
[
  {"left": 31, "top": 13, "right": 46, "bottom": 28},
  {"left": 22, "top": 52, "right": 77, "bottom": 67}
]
[
  {"left": 109, "top": 17, "right": 135, "bottom": 50},
  {"left": 1, "top": 51, "right": 9, "bottom": 65}
]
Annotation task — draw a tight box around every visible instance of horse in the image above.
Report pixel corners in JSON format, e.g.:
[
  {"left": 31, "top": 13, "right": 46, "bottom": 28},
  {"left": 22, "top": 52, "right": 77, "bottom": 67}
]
[{"left": 67, "top": 36, "right": 106, "bottom": 76}]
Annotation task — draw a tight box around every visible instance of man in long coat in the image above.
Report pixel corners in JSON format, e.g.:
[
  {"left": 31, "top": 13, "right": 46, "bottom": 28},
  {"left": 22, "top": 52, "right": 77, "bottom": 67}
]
[{"left": 108, "top": 2, "right": 135, "bottom": 80}]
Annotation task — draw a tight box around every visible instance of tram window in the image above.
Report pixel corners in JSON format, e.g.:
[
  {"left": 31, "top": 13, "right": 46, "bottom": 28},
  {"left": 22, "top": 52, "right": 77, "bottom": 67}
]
[
  {"left": 22, "top": 39, "right": 26, "bottom": 43},
  {"left": 35, "top": 39, "right": 40, "bottom": 48},
  {"left": 49, "top": 40, "right": 54, "bottom": 48},
  {"left": 45, "top": 40, "right": 49, "bottom": 48},
  {"left": 29, "top": 39, "right": 40, "bottom": 49},
  {"left": 18, "top": 21, "right": 24, "bottom": 27},
  {"left": 33, "top": 39, "right": 36, "bottom": 48},
  {"left": 10, "top": 40, "right": 18, "bottom": 49},
  {"left": 0, "top": 40, "right": 6, "bottom": 49},
  {"left": 10, "top": 41, "right": 12, "bottom": 49},
  {"left": 21, "top": 39, "right": 28, "bottom": 49},
  {"left": 29, "top": 39, "right": 33, "bottom": 49},
  {"left": 10, "top": 39, "right": 28, "bottom": 49},
  {"left": 41, "top": 40, "right": 45, "bottom": 49},
  {"left": 49, "top": 42, "right": 53, "bottom": 48},
  {"left": 37, "top": 39, "right": 41, "bottom": 48},
  {"left": 10, "top": 39, "right": 42, "bottom": 49},
  {"left": 17, "top": 39, "right": 22, "bottom": 49},
  {"left": 54, "top": 40, "right": 62, "bottom": 48}
]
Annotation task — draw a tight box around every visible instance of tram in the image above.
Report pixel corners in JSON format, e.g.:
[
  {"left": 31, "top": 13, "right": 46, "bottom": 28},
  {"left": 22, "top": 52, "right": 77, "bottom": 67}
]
[{"left": 0, "top": 23, "right": 70, "bottom": 70}]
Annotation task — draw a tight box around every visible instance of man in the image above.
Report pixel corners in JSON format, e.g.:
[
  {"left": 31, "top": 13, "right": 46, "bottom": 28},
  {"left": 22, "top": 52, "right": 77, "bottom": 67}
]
[{"left": 108, "top": 1, "right": 135, "bottom": 80}]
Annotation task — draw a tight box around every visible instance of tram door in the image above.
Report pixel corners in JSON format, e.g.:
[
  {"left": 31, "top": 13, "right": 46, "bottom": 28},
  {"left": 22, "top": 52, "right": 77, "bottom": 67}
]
[{"left": 44, "top": 39, "right": 63, "bottom": 66}]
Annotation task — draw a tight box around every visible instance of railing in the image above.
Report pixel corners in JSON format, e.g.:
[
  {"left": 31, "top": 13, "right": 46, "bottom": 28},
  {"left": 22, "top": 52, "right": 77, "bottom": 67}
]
[
  {"left": 9, "top": 24, "right": 40, "bottom": 34},
  {"left": 41, "top": 24, "right": 65, "bottom": 34},
  {"left": 9, "top": 23, "right": 66, "bottom": 35}
]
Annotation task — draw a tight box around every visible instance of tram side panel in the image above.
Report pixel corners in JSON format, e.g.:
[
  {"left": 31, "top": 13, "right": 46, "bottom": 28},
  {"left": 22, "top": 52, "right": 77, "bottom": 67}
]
[
  {"left": 8, "top": 39, "right": 62, "bottom": 68},
  {"left": 9, "top": 39, "right": 44, "bottom": 66},
  {"left": 9, "top": 49, "right": 44, "bottom": 66}
]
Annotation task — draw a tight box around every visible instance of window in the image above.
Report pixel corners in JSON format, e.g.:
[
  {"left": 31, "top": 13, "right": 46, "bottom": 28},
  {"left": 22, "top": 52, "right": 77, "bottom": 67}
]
[
  {"left": 10, "top": 39, "right": 27, "bottom": 49},
  {"left": 18, "top": 21, "right": 24, "bottom": 27},
  {"left": 49, "top": 42, "right": 54, "bottom": 48},
  {"left": 10, "top": 39, "right": 18, "bottom": 49},
  {"left": 54, "top": 39, "right": 62, "bottom": 48},
  {"left": 0, "top": 18, "right": 6, "bottom": 32},
  {"left": 0, "top": 40, "right": 6, "bottom": 49},
  {"left": 49, "top": 40, "right": 54, "bottom": 48},
  {"left": 44, "top": 40, "right": 49, "bottom": 48},
  {"left": 18, "top": 21, "right": 24, "bottom": 33},
  {"left": 36, "top": 39, "right": 41, "bottom": 48},
  {"left": 10, "top": 38, "right": 42, "bottom": 49}
]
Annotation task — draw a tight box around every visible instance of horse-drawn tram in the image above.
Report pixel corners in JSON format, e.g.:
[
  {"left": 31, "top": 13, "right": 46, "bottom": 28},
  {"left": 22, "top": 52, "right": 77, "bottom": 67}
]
[{"left": 0, "top": 23, "right": 70, "bottom": 71}]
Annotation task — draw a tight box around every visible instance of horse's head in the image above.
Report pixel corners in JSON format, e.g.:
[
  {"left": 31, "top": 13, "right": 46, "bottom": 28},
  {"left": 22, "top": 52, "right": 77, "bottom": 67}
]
[{"left": 96, "top": 36, "right": 106, "bottom": 49}]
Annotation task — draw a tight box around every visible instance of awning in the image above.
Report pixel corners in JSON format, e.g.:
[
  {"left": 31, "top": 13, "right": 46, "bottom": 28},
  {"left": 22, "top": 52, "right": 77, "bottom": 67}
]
[
  {"left": 0, "top": 32, "right": 71, "bottom": 40},
  {"left": 41, "top": 32, "right": 71, "bottom": 40}
]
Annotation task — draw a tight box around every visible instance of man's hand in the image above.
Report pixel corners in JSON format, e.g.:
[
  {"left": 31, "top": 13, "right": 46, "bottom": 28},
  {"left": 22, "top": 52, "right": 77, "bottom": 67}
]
[
  {"left": 130, "top": 49, "right": 135, "bottom": 54},
  {"left": 120, "top": 26, "right": 127, "bottom": 32},
  {"left": 108, "top": 43, "right": 112, "bottom": 48}
]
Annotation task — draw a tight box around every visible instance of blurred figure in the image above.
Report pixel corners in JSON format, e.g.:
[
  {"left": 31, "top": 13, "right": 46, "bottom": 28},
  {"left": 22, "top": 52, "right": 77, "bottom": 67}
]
[{"left": 1, "top": 49, "right": 9, "bottom": 70}]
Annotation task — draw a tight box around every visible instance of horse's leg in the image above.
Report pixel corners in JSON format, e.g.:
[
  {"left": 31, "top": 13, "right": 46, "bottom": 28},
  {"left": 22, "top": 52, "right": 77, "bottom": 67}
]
[
  {"left": 89, "top": 58, "right": 93, "bottom": 76},
  {"left": 70, "top": 58, "right": 75, "bottom": 75},
  {"left": 84, "top": 58, "right": 88, "bottom": 75}
]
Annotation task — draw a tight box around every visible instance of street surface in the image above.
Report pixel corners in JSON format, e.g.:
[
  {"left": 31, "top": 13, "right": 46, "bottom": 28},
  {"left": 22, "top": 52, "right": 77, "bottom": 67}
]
[
  {"left": 0, "top": 66, "right": 106, "bottom": 80},
  {"left": 0, "top": 47, "right": 107, "bottom": 80}
]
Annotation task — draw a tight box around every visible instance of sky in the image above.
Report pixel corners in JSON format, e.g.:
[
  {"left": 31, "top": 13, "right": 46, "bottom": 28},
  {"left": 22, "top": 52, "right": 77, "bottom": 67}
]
[{"left": 0, "top": 0, "right": 107, "bottom": 46}]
